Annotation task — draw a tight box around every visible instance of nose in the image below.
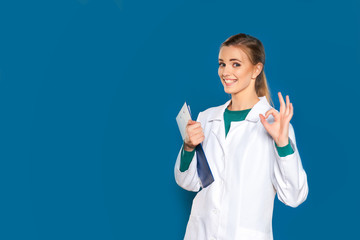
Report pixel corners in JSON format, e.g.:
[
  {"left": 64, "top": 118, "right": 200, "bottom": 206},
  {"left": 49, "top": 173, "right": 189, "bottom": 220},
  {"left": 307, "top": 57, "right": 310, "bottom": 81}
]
[{"left": 221, "top": 65, "right": 232, "bottom": 77}]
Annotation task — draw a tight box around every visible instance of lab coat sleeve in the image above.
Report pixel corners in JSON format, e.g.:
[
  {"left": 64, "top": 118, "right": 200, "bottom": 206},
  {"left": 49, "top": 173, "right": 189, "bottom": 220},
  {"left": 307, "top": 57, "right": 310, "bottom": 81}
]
[
  {"left": 174, "top": 112, "right": 202, "bottom": 192},
  {"left": 271, "top": 123, "right": 309, "bottom": 208}
]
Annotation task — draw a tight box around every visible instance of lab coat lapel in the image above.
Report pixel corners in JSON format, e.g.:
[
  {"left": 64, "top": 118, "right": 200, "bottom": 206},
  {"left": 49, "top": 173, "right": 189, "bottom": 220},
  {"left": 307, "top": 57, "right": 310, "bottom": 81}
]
[
  {"left": 211, "top": 119, "right": 227, "bottom": 155},
  {"left": 208, "top": 96, "right": 271, "bottom": 155},
  {"left": 244, "top": 96, "right": 272, "bottom": 123},
  {"left": 209, "top": 100, "right": 231, "bottom": 155}
]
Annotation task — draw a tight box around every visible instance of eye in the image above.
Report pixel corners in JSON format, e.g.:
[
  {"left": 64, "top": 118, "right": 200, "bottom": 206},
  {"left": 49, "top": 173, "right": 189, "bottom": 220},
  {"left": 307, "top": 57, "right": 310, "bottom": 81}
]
[
  {"left": 233, "top": 63, "right": 241, "bottom": 67},
  {"left": 218, "top": 62, "right": 225, "bottom": 67}
]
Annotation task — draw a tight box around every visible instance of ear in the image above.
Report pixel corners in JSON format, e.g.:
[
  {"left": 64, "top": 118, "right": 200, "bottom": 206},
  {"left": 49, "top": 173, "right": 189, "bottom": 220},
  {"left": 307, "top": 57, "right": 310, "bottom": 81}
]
[{"left": 252, "top": 62, "right": 263, "bottom": 79}]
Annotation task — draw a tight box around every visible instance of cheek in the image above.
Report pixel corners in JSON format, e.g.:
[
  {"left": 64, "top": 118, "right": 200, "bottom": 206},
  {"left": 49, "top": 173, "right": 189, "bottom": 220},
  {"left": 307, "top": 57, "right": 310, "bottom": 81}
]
[
  {"left": 218, "top": 69, "right": 224, "bottom": 80},
  {"left": 235, "top": 68, "right": 251, "bottom": 79}
]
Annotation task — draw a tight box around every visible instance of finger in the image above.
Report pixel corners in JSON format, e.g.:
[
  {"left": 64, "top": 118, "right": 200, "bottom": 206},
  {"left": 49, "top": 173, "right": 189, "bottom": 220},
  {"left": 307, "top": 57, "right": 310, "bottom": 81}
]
[
  {"left": 264, "top": 108, "right": 280, "bottom": 122},
  {"left": 187, "top": 122, "right": 202, "bottom": 131},
  {"left": 190, "top": 127, "right": 204, "bottom": 137},
  {"left": 259, "top": 113, "right": 271, "bottom": 132},
  {"left": 194, "top": 134, "right": 205, "bottom": 144},
  {"left": 264, "top": 108, "right": 276, "bottom": 118},
  {"left": 289, "top": 102, "right": 294, "bottom": 119},
  {"left": 278, "top": 92, "right": 285, "bottom": 115},
  {"left": 285, "top": 95, "right": 290, "bottom": 116},
  {"left": 191, "top": 132, "right": 205, "bottom": 144},
  {"left": 187, "top": 120, "right": 197, "bottom": 125},
  {"left": 188, "top": 126, "right": 202, "bottom": 135},
  {"left": 186, "top": 120, "right": 193, "bottom": 130},
  {"left": 188, "top": 124, "right": 203, "bottom": 135}
]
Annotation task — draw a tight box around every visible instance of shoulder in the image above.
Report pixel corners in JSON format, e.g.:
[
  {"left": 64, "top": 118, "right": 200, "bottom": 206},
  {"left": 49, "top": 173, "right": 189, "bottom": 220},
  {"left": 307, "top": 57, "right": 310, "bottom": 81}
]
[
  {"left": 197, "top": 101, "right": 228, "bottom": 122},
  {"left": 200, "top": 105, "right": 223, "bottom": 117}
]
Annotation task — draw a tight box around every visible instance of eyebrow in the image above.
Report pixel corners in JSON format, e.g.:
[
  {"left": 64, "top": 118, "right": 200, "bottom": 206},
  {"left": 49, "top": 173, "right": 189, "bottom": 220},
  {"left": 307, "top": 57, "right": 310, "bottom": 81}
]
[{"left": 218, "top": 58, "right": 242, "bottom": 62}]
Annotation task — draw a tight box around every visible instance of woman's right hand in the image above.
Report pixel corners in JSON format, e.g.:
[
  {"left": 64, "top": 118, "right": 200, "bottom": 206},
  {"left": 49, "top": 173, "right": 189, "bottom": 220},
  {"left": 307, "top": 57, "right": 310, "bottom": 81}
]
[{"left": 184, "top": 119, "right": 205, "bottom": 151}]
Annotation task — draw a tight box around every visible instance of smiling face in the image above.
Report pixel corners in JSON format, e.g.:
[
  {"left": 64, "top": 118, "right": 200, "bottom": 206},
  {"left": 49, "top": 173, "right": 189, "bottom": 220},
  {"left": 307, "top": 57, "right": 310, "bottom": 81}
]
[{"left": 218, "top": 45, "right": 263, "bottom": 95}]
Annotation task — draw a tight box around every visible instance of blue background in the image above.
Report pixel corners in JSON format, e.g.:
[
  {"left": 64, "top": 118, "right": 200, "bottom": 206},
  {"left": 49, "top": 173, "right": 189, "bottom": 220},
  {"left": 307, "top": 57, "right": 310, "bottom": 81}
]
[{"left": 0, "top": 0, "right": 359, "bottom": 239}]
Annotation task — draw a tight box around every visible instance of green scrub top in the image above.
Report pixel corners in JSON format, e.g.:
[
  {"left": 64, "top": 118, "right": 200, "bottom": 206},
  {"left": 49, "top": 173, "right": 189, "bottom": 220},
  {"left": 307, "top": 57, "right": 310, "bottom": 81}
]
[{"left": 179, "top": 107, "right": 294, "bottom": 172}]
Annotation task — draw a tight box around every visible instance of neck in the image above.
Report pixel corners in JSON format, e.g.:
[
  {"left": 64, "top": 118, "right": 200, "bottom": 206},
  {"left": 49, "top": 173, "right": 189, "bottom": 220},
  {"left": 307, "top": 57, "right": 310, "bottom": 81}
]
[{"left": 228, "top": 90, "right": 260, "bottom": 111}]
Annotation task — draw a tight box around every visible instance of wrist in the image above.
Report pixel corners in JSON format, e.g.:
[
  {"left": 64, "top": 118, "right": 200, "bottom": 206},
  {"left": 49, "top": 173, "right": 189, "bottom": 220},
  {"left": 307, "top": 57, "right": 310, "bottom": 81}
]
[
  {"left": 184, "top": 142, "right": 195, "bottom": 152},
  {"left": 275, "top": 137, "right": 289, "bottom": 147}
]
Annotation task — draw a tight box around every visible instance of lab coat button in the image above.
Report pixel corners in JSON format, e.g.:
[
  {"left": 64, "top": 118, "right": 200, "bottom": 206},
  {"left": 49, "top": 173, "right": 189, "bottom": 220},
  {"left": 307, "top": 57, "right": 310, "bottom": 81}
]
[
  {"left": 212, "top": 208, "right": 218, "bottom": 214},
  {"left": 217, "top": 179, "right": 224, "bottom": 186}
]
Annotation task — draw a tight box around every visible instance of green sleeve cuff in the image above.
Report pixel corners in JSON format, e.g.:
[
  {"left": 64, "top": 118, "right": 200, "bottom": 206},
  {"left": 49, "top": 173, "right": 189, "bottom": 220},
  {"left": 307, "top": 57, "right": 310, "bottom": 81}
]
[
  {"left": 275, "top": 137, "right": 294, "bottom": 157},
  {"left": 180, "top": 144, "right": 196, "bottom": 172}
]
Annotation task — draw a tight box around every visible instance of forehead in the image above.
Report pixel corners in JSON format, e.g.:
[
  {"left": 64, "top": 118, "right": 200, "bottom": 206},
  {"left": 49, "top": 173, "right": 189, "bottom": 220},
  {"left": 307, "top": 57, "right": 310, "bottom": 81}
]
[{"left": 218, "top": 46, "right": 248, "bottom": 62}]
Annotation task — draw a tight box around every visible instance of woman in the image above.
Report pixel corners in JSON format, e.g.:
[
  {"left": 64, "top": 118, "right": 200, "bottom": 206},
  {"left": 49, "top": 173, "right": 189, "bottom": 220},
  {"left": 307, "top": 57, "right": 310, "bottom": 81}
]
[{"left": 174, "top": 33, "right": 309, "bottom": 240}]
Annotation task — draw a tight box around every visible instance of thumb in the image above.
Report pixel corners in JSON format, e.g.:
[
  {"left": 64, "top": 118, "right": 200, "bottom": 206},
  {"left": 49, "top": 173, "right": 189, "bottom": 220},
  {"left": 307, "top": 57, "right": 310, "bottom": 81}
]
[
  {"left": 188, "top": 119, "right": 196, "bottom": 124},
  {"left": 259, "top": 114, "right": 271, "bottom": 132}
]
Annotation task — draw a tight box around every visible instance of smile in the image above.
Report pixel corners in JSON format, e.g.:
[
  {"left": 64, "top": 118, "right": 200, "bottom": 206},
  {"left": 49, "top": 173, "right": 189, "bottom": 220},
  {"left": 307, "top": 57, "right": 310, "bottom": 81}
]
[{"left": 224, "top": 79, "right": 237, "bottom": 86}]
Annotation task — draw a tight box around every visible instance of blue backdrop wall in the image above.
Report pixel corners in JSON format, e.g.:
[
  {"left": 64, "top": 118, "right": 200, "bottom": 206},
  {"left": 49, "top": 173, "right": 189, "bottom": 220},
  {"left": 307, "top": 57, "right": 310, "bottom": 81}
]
[{"left": 0, "top": 0, "right": 359, "bottom": 239}]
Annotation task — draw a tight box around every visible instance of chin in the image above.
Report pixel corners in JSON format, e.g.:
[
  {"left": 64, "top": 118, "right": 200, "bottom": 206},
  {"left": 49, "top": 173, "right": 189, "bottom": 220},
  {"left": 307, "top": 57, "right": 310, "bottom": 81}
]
[{"left": 223, "top": 87, "right": 238, "bottom": 94}]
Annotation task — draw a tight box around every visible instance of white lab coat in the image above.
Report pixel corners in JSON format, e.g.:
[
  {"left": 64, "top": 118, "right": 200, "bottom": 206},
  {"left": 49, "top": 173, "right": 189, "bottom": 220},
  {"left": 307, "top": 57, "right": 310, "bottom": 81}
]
[{"left": 174, "top": 96, "right": 308, "bottom": 240}]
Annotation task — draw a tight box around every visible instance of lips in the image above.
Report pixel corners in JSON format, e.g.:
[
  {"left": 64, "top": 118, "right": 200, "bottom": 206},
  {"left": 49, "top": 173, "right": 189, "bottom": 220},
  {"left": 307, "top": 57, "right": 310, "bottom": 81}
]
[{"left": 224, "top": 79, "right": 237, "bottom": 86}]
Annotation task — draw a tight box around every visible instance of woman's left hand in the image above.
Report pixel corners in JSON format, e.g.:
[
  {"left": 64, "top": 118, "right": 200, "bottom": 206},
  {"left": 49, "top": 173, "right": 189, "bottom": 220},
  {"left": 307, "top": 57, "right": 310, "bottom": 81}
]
[{"left": 259, "top": 92, "right": 293, "bottom": 147}]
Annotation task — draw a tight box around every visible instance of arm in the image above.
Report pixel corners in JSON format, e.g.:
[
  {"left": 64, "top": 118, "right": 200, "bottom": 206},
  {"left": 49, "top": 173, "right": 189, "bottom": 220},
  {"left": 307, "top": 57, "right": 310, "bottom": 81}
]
[
  {"left": 174, "top": 112, "right": 203, "bottom": 192},
  {"left": 275, "top": 137, "right": 294, "bottom": 157},
  {"left": 271, "top": 123, "right": 309, "bottom": 207},
  {"left": 179, "top": 144, "right": 195, "bottom": 172}
]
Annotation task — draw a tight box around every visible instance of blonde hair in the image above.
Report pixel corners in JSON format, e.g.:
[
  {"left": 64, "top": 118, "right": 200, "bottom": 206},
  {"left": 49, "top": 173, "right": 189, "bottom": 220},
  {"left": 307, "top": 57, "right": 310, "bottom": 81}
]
[{"left": 220, "top": 33, "right": 274, "bottom": 107}]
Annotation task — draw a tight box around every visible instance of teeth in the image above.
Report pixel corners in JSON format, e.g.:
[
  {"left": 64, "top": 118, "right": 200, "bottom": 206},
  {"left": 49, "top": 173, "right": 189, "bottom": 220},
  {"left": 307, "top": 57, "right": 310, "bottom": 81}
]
[{"left": 224, "top": 79, "right": 237, "bottom": 83}]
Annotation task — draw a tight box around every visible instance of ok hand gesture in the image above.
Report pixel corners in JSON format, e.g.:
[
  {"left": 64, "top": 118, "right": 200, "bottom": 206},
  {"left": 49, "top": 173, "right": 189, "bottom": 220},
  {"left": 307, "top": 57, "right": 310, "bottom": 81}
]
[{"left": 259, "top": 92, "right": 294, "bottom": 147}]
